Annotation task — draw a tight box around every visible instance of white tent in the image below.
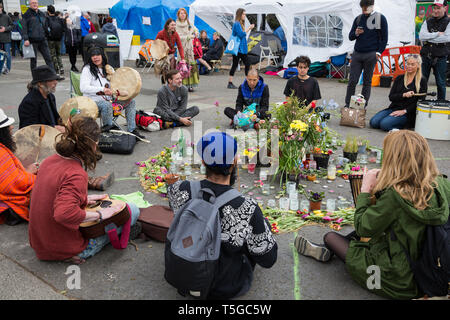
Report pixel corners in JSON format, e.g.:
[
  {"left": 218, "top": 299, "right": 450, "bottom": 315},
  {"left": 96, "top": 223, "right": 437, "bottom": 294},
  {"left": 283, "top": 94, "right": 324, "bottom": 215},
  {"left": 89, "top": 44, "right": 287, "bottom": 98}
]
[
  {"left": 54, "top": 0, "right": 120, "bottom": 14},
  {"left": 189, "top": 0, "right": 416, "bottom": 67}
]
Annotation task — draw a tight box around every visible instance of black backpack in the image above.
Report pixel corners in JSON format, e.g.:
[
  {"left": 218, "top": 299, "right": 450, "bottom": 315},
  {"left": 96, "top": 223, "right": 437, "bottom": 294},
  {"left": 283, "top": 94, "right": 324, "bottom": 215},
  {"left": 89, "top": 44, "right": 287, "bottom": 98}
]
[
  {"left": 392, "top": 212, "right": 450, "bottom": 297},
  {"left": 46, "top": 17, "right": 63, "bottom": 40}
]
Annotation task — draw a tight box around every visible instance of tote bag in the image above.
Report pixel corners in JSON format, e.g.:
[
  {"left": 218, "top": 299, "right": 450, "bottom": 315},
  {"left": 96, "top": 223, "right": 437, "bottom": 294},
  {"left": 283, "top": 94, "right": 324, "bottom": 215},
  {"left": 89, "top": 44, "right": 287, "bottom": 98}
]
[{"left": 224, "top": 34, "right": 240, "bottom": 56}]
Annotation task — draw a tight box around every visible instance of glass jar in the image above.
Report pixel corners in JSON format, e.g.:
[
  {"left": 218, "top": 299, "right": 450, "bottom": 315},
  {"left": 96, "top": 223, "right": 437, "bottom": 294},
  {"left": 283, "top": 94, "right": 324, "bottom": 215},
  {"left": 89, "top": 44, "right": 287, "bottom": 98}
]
[
  {"left": 290, "top": 198, "right": 299, "bottom": 211},
  {"left": 267, "top": 199, "right": 276, "bottom": 208},
  {"left": 300, "top": 200, "right": 310, "bottom": 213},
  {"left": 286, "top": 181, "right": 296, "bottom": 194},
  {"left": 326, "top": 198, "right": 336, "bottom": 212},
  {"left": 327, "top": 164, "right": 336, "bottom": 180},
  {"left": 279, "top": 197, "right": 289, "bottom": 211},
  {"left": 261, "top": 183, "right": 270, "bottom": 195},
  {"left": 259, "top": 169, "right": 268, "bottom": 181}
]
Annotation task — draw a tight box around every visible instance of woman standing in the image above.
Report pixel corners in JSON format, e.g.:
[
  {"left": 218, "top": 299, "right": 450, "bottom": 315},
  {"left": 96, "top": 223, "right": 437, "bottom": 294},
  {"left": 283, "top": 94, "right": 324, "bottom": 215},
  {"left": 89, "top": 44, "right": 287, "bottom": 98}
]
[
  {"left": 370, "top": 54, "right": 427, "bottom": 131},
  {"left": 64, "top": 16, "right": 81, "bottom": 72},
  {"left": 176, "top": 8, "right": 199, "bottom": 92},
  {"left": 227, "top": 8, "right": 254, "bottom": 89},
  {"left": 294, "top": 130, "right": 450, "bottom": 299}
]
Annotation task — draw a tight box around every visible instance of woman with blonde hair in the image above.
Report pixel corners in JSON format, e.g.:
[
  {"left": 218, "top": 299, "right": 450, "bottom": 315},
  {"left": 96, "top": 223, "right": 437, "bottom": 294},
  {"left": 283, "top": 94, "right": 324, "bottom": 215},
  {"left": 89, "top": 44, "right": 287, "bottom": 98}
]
[
  {"left": 176, "top": 8, "right": 199, "bottom": 92},
  {"left": 295, "top": 130, "right": 450, "bottom": 299},
  {"left": 370, "top": 54, "right": 428, "bottom": 131}
]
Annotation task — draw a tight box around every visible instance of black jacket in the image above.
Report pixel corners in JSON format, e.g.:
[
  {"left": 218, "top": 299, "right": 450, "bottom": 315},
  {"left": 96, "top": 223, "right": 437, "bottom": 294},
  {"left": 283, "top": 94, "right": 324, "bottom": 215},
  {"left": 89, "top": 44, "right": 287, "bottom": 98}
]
[
  {"left": 0, "top": 12, "right": 13, "bottom": 43},
  {"left": 64, "top": 26, "right": 81, "bottom": 46},
  {"left": 18, "top": 88, "right": 61, "bottom": 129},
  {"left": 203, "top": 38, "right": 224, "bottom": 60},
  {"left": 21, "top": 8, "right": 47, "bottom": 42},
  {"left": 388, "top": 74, "right": 428, "bottom": 129}
]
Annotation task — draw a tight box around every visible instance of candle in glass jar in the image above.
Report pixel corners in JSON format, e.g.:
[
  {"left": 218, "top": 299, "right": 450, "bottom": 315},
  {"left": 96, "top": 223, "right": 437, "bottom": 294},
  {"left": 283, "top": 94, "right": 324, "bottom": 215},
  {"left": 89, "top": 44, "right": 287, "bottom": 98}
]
[{"left": 327, "top": 164, "right": 336, "bottom": 180}]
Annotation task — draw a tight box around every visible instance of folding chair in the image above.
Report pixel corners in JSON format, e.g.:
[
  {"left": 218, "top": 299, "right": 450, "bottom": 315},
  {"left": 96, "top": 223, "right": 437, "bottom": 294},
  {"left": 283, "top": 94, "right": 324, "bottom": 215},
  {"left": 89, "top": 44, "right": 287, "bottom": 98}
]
[
  {"left": 328, "top": 53, "right": 349, "bottom": 79},
  {"left": 258, "top": 41, "right": 279, "bottom": 70},
  {"left": 141, "top": 40, "right": 155, "bottom": 73},
  {"left": 69, "top": 71, "right": 83, "bottom": 98}
]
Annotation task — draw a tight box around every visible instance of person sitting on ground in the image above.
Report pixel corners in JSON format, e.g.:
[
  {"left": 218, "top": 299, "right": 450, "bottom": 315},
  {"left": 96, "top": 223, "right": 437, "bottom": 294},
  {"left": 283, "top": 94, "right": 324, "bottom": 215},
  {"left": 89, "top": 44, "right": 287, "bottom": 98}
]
[
  {"left": 283, "top": 55, "right": 321, "bottom": 109},
  {"left": 198, "top": 32, "right": 224, "bottom": 74},
  {"left": 153, "top": 69, "right": 199, "bottom": 128},
  {"left": 0, "top": 109, "right": 37, "bottom": 226},
  {"left": 28, "top": 117, "right": 141, "bottom": 265},
  {"left": 80, "top": 46, "right": 144, "bottom": 139},
  {"left": 294, "top": 130, "right": 450, "bottom": 300},
  {"left": 18, "top": 65, "right": 65, "bottom": 133},
  {"left": 370, "top": 54, "right": 427, "bottom": 131},
  {"left": 167, "top": 132, "right": 278, "bottom": 299},
  {"left": 224, "top": 68, "right": 270, "bottom": 127}
]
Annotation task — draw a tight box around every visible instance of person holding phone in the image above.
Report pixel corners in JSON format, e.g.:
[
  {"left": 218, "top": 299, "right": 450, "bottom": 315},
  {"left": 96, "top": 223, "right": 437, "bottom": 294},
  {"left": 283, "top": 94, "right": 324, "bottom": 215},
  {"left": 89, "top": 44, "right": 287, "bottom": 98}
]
[
  {"left": 344, "top": 0, "right": 388, "bottom": 108},
  {"left": 294, "top": 130, "right": 450, "bottom": 300}
]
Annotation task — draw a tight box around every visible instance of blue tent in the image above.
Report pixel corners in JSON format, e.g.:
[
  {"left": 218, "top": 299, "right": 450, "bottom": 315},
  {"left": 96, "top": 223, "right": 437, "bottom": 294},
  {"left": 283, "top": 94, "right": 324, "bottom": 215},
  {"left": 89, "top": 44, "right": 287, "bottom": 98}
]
[{"left": 110, "top": 0, "right": 215, "bottom": 43}]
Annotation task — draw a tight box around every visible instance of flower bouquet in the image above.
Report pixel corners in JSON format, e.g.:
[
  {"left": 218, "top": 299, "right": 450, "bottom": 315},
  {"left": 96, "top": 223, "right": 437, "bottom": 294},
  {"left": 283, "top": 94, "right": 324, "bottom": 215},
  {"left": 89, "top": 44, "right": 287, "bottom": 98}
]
[{"left": 138, "top": 147, "right": 174, "bottom": 195}]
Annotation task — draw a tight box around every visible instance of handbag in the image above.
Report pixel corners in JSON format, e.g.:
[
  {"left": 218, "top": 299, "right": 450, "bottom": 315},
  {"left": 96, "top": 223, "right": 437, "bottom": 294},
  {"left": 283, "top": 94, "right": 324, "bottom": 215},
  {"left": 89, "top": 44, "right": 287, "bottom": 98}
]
[
  {"left": 224, "top": 34, "right": 241, "bottom": 56},
  {"left": 98, "top": 130, "right": 136, "bottom": 154},
  {"left": 23, "top": 45, "right": 35, "bottom": 59},
  {"left": 340, "top": 106, "right": 366, "bottom": 128},
  {"left": 11, "top": 31, "right": 22, "bottom": 41}
]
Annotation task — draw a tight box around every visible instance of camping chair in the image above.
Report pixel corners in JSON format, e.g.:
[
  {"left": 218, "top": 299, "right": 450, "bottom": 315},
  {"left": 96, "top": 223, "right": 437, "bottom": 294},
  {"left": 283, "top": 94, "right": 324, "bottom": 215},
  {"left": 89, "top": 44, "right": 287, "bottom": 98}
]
[
  {"left": 140, "top": 40, "right": 155, "bottom": 73},
  {"left": 258, "top": 41, "right": 279, "bottom": 70},
  {"left": 209, "top": 49, "right": 224, "bottom": 72},
  {"left": 70, "top": 71, "right": 83, "bottom": 98},
  {"left": 328, "top": 53, "right": 349, "bottom": 79}
]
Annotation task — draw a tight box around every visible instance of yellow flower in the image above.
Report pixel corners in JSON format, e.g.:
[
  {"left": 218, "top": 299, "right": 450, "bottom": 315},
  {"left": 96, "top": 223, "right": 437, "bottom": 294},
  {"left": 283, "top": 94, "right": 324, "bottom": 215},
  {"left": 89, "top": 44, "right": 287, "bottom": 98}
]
[
  {"left": 161, "top": 151, "right": 166, "bottom": 156},
  {"left": 313, "top": 210, "right": 324, "bottom": 217},
  {"left": 337, "top": 170, "right": 343, "bottom": 174},
  {"left": 150, "top": 185, "right": 158, "bottom": 190},
  {"left": 290, "top": 120, "right": 308, "bottom": 132},
  {"left": 157, "top": 182, "right": 165, "bottom": 187}
]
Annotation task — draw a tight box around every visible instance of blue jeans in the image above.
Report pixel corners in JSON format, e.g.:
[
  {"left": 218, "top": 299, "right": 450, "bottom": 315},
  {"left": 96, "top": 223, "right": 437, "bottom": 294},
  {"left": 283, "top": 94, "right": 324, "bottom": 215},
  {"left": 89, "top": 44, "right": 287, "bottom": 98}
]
[
  {"left": 422, "top": 55, "right": 447, "bottom": 100},
  {"left": 0, "top": 42, "right": 12, "bottom": 71},
  {"left": 370, "top": 108, "right": 408, "bottom": 131},
  {"left": 78, "top": 203, "right": 140, "bottom": 259},
  {"left": 96, "top": 99, "right": 137, "bottom": 132}
]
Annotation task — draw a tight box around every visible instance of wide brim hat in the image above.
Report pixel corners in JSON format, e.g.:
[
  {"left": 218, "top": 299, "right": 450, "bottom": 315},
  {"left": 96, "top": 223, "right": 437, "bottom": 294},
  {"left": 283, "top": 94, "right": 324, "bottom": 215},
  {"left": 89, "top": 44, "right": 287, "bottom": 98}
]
[
  {"left": 0, "top": 109, "right": 15, "bottom": 129},
  {"left": 31, "top": 65, "right": 64, "bottom": 84},
  {"left": 196, "top": 132, "right": 238, "bottom": 169}
]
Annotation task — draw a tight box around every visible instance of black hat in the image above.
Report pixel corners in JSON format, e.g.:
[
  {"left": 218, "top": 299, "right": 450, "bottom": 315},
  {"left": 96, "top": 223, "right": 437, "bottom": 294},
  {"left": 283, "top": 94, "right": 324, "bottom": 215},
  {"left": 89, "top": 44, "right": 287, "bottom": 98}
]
[
  {"left": 31, "top": 65, "right": 64, "bottom": 84},
  {"left": 87, "top": 46, "right": 104, "bottom": 57}
]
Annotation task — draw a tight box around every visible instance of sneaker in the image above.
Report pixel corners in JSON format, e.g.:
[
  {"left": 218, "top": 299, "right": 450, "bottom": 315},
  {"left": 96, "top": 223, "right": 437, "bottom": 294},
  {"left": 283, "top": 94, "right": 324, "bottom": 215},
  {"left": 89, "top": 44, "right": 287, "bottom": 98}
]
[
  {"left": 294, "top": 235, "right": 332, "bottom": 262},
  {"left": 227, "top": 82, "right": 237, "bottom": 89},
  {"left": 101, "top": 124, "right": 115, "bottom": 132},
  {"left": 60, "top": 70, "right": 65, "bottom": 76},
  {"left": 88, "top": 172, "right": 115, "bottom": 191}
]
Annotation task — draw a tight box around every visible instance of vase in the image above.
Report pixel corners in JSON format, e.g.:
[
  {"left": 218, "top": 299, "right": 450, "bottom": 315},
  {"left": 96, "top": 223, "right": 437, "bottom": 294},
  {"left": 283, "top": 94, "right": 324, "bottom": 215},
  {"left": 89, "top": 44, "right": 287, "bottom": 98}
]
[
  {"left": 313, "top": 153, "right": 330, "bottom": 169},
  {"left": 343, "top": 151, "right": 358, "bottom": 163},
  {"left": 164, "top": 173, "right": 179, "bottom": 185},
  {"left": 357, "top": 145, "right": 366, "bottom": 154},
  {"left": 288, "top": 173, "right": 297, "bottom": 182},
  {"left": 309, "top": 201, "right": 321, "bottom": 211}
]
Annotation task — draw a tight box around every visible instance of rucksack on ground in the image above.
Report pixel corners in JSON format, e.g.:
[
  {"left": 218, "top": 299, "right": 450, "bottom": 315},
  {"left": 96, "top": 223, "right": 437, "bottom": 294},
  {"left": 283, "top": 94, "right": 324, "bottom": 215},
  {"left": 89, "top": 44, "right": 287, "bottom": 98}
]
[
  {"left": 164, "top": 181, "right": 241, "bottom": 299},
  {"left": 393, "top": 211, "right": 450, "bottom": 297},
  {"left": 135, "top": 110, "right": 163, "bottom": 132}
]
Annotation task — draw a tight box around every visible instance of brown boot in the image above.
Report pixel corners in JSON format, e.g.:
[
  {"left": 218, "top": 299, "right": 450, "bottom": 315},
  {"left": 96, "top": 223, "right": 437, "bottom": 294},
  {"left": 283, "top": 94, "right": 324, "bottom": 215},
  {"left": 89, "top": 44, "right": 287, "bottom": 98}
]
[{"left": 88, "top": 172, "right": 115, "bottom": 191}]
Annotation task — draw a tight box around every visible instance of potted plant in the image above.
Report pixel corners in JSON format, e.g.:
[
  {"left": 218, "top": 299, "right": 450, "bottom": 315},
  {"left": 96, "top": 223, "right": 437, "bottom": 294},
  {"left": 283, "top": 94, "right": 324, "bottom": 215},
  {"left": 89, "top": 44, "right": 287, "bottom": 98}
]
[
  {"left": 307, "top": 190, "right": 325, "bottom": 211},
  {"left": 304, "top": 168, "right": 318, "bottom": 182},
  {"left": 343, "top": 135, "right": 358, "bottom": 163}
]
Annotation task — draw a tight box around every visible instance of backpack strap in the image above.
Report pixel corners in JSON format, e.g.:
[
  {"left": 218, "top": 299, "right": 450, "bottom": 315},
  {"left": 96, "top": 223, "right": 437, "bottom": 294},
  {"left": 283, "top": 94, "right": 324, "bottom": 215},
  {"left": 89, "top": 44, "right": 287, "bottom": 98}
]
[
  {"left": 212, "top": 189, "right": 242, "bottom": 211},
  {"left": 189, "top": 180, "right": 202, "bottom": 199}
]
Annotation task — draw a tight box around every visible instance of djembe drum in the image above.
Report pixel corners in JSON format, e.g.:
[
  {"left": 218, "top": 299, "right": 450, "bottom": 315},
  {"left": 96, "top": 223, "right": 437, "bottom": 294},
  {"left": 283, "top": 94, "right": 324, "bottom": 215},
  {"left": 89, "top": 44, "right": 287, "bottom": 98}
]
[
  {"left": 109, "top": 67, "right": 142, "bottom": 101},
  {"left": 349, "top": 172, "right": 364, "bottom": 207},
  {"left": 59, "top": 96, "right": 98, "bottom": 124}
]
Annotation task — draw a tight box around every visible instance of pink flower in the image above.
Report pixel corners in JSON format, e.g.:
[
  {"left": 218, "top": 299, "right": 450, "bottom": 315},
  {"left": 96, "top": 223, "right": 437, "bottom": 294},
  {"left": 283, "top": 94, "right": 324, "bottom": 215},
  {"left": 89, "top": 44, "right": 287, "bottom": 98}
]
[
  {"left": 135, "top": 162, "right": 141, "bottom": 166},
  {"left": 301, "top": 214, "right": 310, "bottom": 219},
  {"left": 336, "top": 218, "right": 344, "bottom": 224},
  {"left": 214, "top": 101, "right": 220, "bottom": 106},
  {"left": 322, "top": 216, "right": 332, "bottom": 221},
  {"left": 151, "top": 158, "right": 157, "bottom": 163}
]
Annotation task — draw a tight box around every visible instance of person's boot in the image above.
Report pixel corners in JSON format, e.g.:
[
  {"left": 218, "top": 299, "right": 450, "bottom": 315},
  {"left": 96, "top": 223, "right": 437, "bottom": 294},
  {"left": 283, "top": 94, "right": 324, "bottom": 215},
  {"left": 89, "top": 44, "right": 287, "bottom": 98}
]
[
  {"left": 88, "top": 172, "right": 115, "bottom": 191},
  {"left": 294, "top": 234, "right": 332, "bottom": 262},
  {"left": 227, "top": 82, "right": 237, "bottom": 89}
]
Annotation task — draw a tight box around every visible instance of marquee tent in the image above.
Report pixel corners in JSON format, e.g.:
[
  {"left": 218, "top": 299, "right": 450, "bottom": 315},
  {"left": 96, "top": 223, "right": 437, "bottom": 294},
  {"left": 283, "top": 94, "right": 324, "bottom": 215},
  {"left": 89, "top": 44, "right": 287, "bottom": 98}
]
[
  {"left": 189, "top": 0, "right": 416, "bottom": 67},
  {"left": 54, "top": 0, "right": 120, "bottom": 14},
  {"left": 110, "top": 0, "right": 215, "bottom": 42}
]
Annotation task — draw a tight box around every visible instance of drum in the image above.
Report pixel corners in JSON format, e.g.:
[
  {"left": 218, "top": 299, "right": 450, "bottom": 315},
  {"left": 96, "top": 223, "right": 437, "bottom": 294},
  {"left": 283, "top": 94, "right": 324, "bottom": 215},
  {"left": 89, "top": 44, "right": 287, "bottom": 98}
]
[
  {"left": 415, "top": 101, "right": 450, "bottom": 141},
  {"left": 59, "top": 96, "right": 98, "bottom": 124},
  {"left": 109, "top": 67, "right": 142, "bottom": 101},
  {"left": 13, "top": 125, "right": 61, "bottom": 168}
]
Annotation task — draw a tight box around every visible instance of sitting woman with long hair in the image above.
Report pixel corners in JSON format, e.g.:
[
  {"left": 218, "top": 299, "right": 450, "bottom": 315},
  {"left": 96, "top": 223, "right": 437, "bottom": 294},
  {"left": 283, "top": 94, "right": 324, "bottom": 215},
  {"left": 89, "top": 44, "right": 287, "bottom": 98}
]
[
  {"left": 370, "top": 54, "right": 427, "bottom": 131},
  {"left": 0, "top": 109, "right": 38, "bottom": 225},
  {"left": 28, "top": 117, "right": 140, "bottom": 264},
  {"left": 295, "top": 130, "right": 450, "bottom": 299}
]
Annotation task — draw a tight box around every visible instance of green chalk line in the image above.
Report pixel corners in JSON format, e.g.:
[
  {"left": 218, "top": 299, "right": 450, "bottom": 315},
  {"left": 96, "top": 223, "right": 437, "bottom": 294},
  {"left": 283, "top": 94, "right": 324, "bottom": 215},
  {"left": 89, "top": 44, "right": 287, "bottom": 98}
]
[
  {"left": 290, "top": 242, "right": 301, "bottom": 300},
  {"left": 115, "top": 177, "right": 140, "bottom": 182},
  {"left": 435, "top": 158, "right": 450, "bottom": 161}
]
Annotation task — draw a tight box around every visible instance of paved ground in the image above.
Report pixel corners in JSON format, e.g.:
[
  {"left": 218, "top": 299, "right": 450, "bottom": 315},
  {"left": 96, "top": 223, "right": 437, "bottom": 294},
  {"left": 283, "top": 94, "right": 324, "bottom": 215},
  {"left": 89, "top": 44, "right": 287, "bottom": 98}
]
[{"left": 0, "top": 54, "right": 449, "bottom": 301}]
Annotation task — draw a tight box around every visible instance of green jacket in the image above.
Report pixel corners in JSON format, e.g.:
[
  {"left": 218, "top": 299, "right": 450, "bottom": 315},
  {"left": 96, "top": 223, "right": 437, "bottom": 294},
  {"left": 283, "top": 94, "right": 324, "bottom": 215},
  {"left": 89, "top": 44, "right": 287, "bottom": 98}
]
[{"left": 346, "top": 176, "right": 450, "bottom": 300}]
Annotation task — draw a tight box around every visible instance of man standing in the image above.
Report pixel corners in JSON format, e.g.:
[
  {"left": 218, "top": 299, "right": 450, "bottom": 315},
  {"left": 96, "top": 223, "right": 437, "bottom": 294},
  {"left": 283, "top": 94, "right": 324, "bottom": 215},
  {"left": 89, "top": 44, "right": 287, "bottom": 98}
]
[
  {"left": 21, "top": 0, "right": 55, "bottom": 72},
  {"left": 0, "top": 4, "right": 13, "bottom": 74},
  {"left": 153, "top": 69, "right": 199, "bottom": 128},
  {"left": 419, "top": 0, "right": 450, "bottom": 101},
  {"left": 44, "top": 5, "right": 65, "bottom": 77},
  {"left": 415, "top": 9, "right": 426, "bottom": 46},
  {"left": 345, "top": 0, "right": 388, "bottom": 108}
]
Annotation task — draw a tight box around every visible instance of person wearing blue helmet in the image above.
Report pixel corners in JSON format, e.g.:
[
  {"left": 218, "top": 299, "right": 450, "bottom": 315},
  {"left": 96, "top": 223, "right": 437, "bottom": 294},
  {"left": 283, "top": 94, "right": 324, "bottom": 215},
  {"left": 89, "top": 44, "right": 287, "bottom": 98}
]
[{"left": 167, "top": 131, "right": 278, "bottom": 299}]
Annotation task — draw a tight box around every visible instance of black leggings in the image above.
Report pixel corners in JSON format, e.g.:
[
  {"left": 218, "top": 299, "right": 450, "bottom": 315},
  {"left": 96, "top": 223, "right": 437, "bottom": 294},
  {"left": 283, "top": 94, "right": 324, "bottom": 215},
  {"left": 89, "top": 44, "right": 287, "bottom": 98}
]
[
  {"left": 323, "top": 231, "right": 359, "bottom": 262},
  {"left": 229, "top": 53, "right": 250, "bottom": 77}
]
